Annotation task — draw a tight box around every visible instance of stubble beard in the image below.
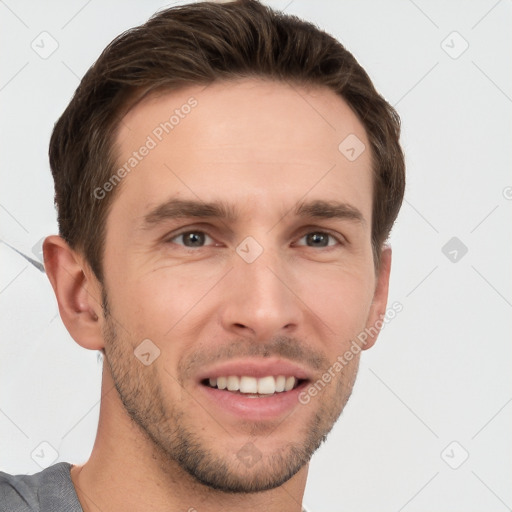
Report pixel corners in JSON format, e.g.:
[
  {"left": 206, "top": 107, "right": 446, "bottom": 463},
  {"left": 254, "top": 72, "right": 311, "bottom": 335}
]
[{"left": 100, "top": 289, "right": 358, "bottom": 493}]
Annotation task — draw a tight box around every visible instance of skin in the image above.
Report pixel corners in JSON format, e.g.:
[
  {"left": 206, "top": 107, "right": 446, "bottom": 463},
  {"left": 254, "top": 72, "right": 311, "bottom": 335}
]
[{"left": 44, "top": 78, "right": 391, "bottom": 512}]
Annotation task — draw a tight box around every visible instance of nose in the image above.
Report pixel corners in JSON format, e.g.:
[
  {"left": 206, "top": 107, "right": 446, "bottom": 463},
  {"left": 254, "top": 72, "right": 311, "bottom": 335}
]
[{"left": 219, "top": 247, "right": 303, "bottom": 340}]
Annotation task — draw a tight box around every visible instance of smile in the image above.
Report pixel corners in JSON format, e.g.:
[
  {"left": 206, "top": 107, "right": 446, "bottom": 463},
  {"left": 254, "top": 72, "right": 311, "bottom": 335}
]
[{"left": 203, "top": 375, "right": 303, "bottom": 396}]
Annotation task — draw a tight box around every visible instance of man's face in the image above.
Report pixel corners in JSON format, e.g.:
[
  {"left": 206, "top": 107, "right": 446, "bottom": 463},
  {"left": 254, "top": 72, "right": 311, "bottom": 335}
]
[{"left": 100, "top": 78, "right": 383, "bottom": 492}]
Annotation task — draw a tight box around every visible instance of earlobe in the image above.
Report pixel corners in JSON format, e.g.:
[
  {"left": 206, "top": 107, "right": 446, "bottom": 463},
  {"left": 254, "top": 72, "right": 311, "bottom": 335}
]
[
  {"left": 361, "top": 245, "right": 392, "bottom": 350},
  {"left": 43, "top": 235, "right": 104, "bottom": 351}
]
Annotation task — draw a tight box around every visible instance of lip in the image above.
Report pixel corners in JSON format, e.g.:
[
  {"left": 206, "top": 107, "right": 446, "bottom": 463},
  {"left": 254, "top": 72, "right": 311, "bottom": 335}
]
[
  {"left": 199, "top": 379, "right": 309, "bottom": 421},
  {"left": 195, "top": 358, "right": 313, "bottom": 422},
  {"left": 195, "top": 358, "right": 313, "bottom": 382}
]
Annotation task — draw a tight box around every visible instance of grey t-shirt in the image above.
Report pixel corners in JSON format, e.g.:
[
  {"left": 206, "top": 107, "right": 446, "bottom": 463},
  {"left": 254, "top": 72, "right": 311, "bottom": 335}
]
[
  {"left": 0, "top": 462, "right": 82, "bottom": 512},
  {"left": 0, "top": 463, "right": 311, "bottom": 511}
]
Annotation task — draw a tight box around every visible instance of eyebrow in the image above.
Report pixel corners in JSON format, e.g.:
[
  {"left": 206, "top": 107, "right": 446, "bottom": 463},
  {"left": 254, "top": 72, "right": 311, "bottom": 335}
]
[
  {"left": 142, "top": 199, "right": 237, "bottom": 227},
  {"left": 294, "top": 200, "right": 364, "bottom": 224},
  {"left": 141, "top": 198, "right": 365, "bottom": 229}
]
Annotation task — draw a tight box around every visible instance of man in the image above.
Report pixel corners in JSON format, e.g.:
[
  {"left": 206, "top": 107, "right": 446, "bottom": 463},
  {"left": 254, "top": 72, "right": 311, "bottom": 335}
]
[{"left": 0, "top": 0, "right": 405, "bottom": 510}]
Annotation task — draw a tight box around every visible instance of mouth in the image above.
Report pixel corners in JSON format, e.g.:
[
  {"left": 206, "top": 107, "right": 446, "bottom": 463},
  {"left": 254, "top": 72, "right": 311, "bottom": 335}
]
[
  {"left": 195, "top": 359, "right": 313, "bottom": 420},
  {"left": 201, "top": 375, "right": 306, "bottom": 397}
]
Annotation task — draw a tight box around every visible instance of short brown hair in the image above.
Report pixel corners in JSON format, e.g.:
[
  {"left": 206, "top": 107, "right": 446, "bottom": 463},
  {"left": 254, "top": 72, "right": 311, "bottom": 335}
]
[{"left": 49, "top": 0, "right": 405, "bottom": 282}]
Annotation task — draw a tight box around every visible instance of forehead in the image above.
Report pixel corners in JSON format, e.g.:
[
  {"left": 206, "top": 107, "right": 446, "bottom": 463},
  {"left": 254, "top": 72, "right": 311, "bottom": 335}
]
[{"left": 110, "top": 78, "right": 372, "bottom": 226}]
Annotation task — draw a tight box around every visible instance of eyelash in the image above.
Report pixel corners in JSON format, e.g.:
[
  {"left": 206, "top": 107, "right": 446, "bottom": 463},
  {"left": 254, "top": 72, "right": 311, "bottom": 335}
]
[{"left": 166, "top": 228, "right": 345, "bottom": 249}]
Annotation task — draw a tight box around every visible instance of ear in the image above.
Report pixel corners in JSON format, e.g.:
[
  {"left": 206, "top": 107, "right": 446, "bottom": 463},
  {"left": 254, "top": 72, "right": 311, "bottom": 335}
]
[
  {"left": 361, "top": 245, "right": 392, "bottom": 350},
  {"left": 43, "top": 235, "right": 104, "bottom": 351}
]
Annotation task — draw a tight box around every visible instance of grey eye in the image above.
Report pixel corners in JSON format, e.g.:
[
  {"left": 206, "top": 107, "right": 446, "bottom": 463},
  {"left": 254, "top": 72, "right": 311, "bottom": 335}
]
[
  {"left": 173, "top": 231, "right": 213, "bottom": 247},
  {"left": 297, "top": 232, "right": 337, "bottom": 248},
  {"left": 306, "top": 233, "right": 329, "bottom": 247}
]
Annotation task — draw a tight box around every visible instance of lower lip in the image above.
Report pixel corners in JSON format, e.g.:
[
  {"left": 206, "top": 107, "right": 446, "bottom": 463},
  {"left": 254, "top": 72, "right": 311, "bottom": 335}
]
[{"left": 199, "top": 381, "right": 308, "bottom": 421}]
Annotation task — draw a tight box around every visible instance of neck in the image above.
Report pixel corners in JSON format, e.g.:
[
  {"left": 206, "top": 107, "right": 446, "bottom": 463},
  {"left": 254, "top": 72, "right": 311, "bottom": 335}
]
[{"left": 70, "top": 367, "right": 308, "bottom": 512}]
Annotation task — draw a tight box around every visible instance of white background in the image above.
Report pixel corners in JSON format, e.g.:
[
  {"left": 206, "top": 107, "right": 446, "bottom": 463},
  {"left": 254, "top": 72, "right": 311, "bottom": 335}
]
[{"left": 1, "top": 1, "right": 511, "bottom": 511}]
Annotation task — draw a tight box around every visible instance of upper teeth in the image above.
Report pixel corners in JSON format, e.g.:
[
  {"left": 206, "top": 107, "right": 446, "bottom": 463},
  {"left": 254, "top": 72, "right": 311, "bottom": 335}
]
[{"left": 208, "top": 376, "right": 297, "bottom": 394}]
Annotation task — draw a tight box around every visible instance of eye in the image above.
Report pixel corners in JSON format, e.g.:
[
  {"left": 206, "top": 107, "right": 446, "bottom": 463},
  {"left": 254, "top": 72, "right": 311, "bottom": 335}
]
[
  {"left": 296, "top": 231, "right": 341, "bottom": 248},
  {"left": 169, "top": 231, "right": 214, "bottom": 248}
]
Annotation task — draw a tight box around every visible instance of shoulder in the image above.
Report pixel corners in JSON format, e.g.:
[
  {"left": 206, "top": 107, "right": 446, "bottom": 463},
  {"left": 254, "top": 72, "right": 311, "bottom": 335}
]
[{"left": 0, "top": 463, "right": 82, "bottom": 512}]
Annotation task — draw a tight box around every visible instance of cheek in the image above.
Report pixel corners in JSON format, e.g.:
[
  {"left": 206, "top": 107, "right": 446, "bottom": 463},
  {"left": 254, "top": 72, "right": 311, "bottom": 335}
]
[
  {"left": 112, "top": 265, "right": 222, "bottom": 339},
  {"left": 108, "top": 251, "right": 376, "bottom": 356},
  {"left": 298, "top": 263, "right": 375, "bottom": 344}
]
